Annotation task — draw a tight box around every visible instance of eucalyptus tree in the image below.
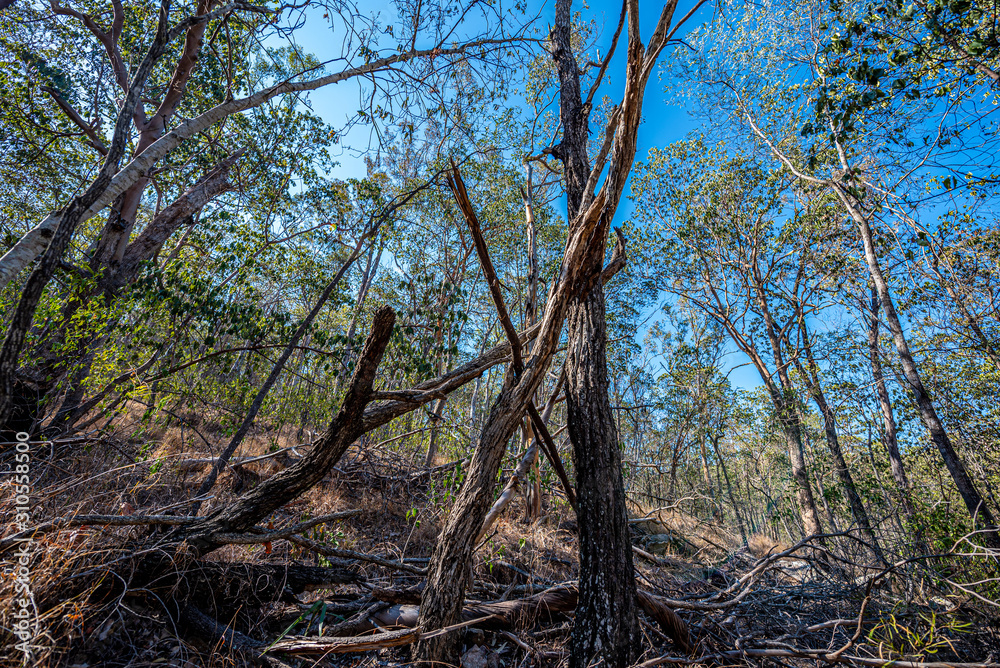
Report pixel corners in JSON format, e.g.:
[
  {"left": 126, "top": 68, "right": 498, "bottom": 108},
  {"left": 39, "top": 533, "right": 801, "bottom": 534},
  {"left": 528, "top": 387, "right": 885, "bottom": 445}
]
[
  {"left": 761, "top": 186, "right": 890, "bottom": 558},
  {"left": 630, "top": 142, "right": 830, "bottom": 539},
  {"left": 673, "top": 0, "right": 1000, "bottom": 547},
  {"left": 412, "top": 0, "right": 709, "bottom": 664},
  {"left": 0, "top": 0, "right": 534, "bottom": 434}
]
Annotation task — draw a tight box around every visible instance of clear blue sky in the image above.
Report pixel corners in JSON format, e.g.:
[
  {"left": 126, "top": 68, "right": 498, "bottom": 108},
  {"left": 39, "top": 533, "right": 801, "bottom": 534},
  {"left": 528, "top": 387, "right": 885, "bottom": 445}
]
[{"left": 274, "top": 0, "right": 764, "bottom": 389}]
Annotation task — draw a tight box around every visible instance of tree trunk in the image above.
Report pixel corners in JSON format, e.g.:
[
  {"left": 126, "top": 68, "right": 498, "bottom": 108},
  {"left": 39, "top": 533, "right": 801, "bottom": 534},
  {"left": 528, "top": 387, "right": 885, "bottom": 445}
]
[
  {"left": 711, "top": 434, "right": 748, "bottom": 545},
  {"left": 3, "top": 154, "right": 239, "bottom": 437},
  {"left": 565, "top": 281, "right": 641, "bottom": 668},
  {"left": 423, "top": 397, "right": 447, "bottom": 466},
  {"left": 753, "top": 288, "right": 824, "bottom": 538},
  {"left": 191, "top": 239, "right": 374, "bottom": 511},
  {"left": 802, "top": 426, "right": 840, "bottom": 531},
  {"left": 864, "top": 289, "right": 923, "bottom": 546},
  {"left": 182, "top": 307, "right": 396, "bottom": 553},
  {"left": 797, "top": 315, "right": 885, "bottom": 562},
  {"left": 833, "top": 183, "right": 1000, "bottom": 548},
  {"left": 522, "top": 181, "right": 543, "bottom": 521},
  {"left": 699, "top": 432, "right": 716, "bottom": 518},
  {"left": 781, "top": 404, "right": 824, "bottom": 537},
  {"left": 926, "top": 241, "right": 1000, "bottom": 371},
  {"left": 411, "top": 368, "right": 525, "bottom": 665},
  {"left": 413, "top": 0, "right": 689, "bottom": 657}
]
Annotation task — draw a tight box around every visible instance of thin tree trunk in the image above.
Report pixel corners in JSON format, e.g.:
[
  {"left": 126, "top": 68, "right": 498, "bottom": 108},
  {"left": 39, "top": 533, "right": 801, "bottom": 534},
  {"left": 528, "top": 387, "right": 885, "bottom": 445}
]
[
  {"left": 711, "top": 434, "right": 747, "bottom": 545},
  {"left": 522, "top": 179, "right": 543, "bottom": 520},
  {"left": 926, "top": 241, "right": 1000, "bottom": 370},
  {"left": 699, "top": 432, "right": 716, "bottom": 518},
  {"left": 864, "top": 290, "right": 926, "bottom": 552},
  {"left": 803, "top": 426, "right": 839, "bottom": 533},
  {"left": 832, "top": 182, "right": 1000, "bottom": 548},
  {"left": 182, "top": 307, "right": 396, "bottom": 554},
  {"left": 478, "top": 371, "right": 563, "bottom": 541},
  {"left": 796, "top": 314, "right": 885, "bottom": 562},
  {"left": 191, "top": 237, "right": 374, "bottom": 511},
  {"left": 753, "top": 289, "right": 824, "bottom": 538}
]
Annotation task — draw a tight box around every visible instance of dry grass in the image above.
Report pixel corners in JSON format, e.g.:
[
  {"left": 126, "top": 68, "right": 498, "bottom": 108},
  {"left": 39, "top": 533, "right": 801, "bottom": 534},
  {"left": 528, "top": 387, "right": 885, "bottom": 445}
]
[
  {"left": 746, "top": 532, "right": 791, "bottom": 559},
  {"left": 4, "top": 410, "right": 999, "bottom": 667}
]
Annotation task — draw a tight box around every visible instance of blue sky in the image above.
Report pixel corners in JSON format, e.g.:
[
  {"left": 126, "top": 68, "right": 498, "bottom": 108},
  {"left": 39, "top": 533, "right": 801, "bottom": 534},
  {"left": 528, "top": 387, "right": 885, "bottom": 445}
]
[
  {"left": 271, "top": 0, "right": 765, "bottom": 388},
  {"left": 277, "top": 0, "right": 710, "bottom": 177}
]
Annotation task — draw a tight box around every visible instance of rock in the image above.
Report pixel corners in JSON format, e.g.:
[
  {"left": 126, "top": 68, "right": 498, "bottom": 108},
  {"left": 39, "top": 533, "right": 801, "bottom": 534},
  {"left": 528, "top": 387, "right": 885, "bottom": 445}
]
[
  {"left": 464, "top": 628, "right": 486, "bottom": 646},
  {"left": 641, "top": 533, "right": 688, "bottom": 555},
  {"left": 461, "top": 644, "right": 499, "bottom": 668}
]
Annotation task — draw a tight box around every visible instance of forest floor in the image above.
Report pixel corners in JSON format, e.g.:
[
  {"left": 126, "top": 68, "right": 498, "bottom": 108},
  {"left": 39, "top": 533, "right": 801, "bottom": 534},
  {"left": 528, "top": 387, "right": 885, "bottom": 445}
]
[{"left": 2, "top": 407, "right": 999, "bottom": 667}]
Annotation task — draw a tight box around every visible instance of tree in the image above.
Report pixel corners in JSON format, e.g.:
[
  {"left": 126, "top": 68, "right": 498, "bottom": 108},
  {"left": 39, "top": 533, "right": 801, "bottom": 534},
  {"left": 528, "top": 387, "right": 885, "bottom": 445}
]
[
  {"left": 672, "top": 0, "right": 1000, "bottom": 547},
  {"left": 631, "top": 143, "right": 829, "bottom": 540},
  {"left": 412, "top": 0, "right": 706, "bottom": 664},
  {"left": 0, "top": 0, "right": 530, "bottom": 435}
]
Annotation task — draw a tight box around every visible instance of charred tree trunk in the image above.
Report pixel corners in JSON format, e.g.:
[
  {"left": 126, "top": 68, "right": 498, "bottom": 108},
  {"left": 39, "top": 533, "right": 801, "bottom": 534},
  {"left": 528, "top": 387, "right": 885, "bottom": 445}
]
[
  {"left": 551, "top": 0, "right": 644, "bottom": 658},
  {"left": 414, "top": 0, "right": 693, "bottom": 660},
  {"left": 565, "top": 281, "right": 641, "bottom": 668}
]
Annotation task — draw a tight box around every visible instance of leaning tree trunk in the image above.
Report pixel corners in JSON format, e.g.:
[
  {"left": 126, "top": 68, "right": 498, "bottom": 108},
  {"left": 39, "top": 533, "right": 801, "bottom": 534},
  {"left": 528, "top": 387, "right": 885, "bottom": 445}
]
[
  {"left": 864, "top": 288, "right": 924, "bottom": 549},
  {"left": 191, "top": 234, "right": 376, "bottom": 511},
  {"left": 414, "top": 0, "right": 693, "bottom": 658},
  {"left": 753, "top": 289, "right": 824, "bottom": 539},
  {"left": 832, "top": 182, "right": 1000, "bottom": 549},
  {"left": 796, "top": 316, "right": 885, "bottom": 563},
  {"left": 181, "top": 306, "right": 396, "bottom": 554},
  {"left": 411, "top": 368, "right": 526, "bottom": 665},
  {"left": 565, "top": 281, "right": 641, "bottom": 668}
]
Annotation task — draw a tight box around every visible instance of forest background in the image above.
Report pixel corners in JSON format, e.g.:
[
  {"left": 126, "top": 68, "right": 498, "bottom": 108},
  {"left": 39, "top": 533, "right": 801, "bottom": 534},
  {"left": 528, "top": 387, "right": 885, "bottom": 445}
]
[{"left": 1, "top": 0, "right": 999, "bottom": 663}]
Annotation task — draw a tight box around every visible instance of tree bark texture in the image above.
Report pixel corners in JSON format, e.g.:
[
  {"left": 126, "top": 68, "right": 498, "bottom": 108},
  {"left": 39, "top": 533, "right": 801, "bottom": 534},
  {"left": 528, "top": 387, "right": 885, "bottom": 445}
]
[
  {"left": 182, "top": 306, "right": 396, "bottom": 554},
  {"left": 566, "top": 282, "right": 641, "bottom": 668},
  {"left": 414, "top": 0, "right": 690, "bottom": 661},
  {"left": 864, "top": 289, "right": 925, "bottom": 548}
]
